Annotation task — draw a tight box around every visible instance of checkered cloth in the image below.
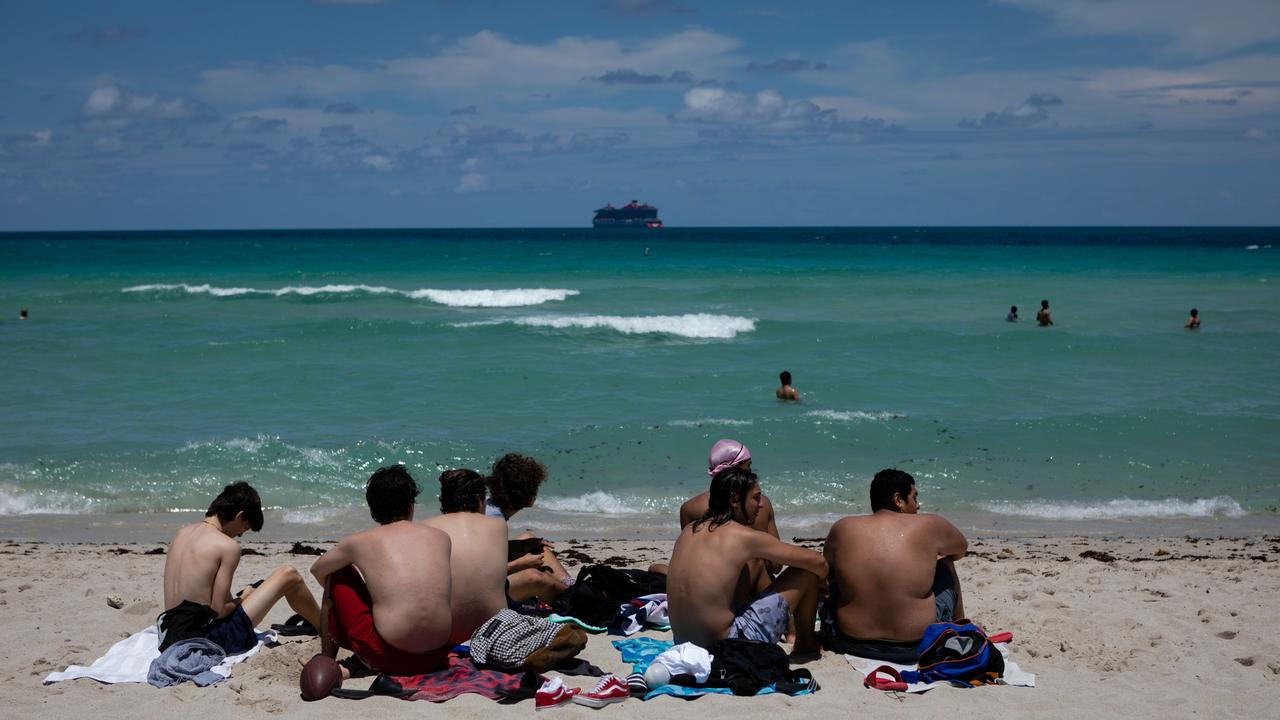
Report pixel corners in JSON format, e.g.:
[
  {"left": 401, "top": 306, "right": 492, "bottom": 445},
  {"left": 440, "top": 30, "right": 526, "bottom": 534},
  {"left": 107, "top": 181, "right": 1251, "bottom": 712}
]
[{"left": 469, "top": 610, "right": 561, "bottom": 671}]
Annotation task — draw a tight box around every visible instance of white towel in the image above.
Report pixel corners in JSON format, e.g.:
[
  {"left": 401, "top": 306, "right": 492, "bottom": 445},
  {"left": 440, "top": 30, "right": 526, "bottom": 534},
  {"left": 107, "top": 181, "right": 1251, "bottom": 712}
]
[
  {"left": 845, "top": 642, "right": 1036, "bottom": 693},
  {"left": 44, "top": 625, "right": 274, "bottom": 685}
]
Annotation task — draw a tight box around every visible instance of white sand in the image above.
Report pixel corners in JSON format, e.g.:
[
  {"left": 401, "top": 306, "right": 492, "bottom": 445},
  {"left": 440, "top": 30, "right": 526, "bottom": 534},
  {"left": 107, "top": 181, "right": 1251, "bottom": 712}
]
[{"left": 7, "top": 534, "right": 1280, "bottom": 718}]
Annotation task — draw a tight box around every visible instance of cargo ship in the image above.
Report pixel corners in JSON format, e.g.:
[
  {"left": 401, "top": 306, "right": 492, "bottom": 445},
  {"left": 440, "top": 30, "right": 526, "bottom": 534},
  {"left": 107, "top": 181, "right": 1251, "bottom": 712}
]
[{"left": 592, "top": 200, "right": 663, "bottom": 228}]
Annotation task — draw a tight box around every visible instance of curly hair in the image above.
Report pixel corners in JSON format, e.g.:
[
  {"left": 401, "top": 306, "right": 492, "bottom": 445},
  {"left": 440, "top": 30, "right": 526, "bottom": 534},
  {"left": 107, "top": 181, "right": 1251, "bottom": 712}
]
[
  {"left": 439, "top": 468, "right": 486, "bottom": 514},
  {"left": 486, "top": 452, "right": 546, "bottom": 518}
]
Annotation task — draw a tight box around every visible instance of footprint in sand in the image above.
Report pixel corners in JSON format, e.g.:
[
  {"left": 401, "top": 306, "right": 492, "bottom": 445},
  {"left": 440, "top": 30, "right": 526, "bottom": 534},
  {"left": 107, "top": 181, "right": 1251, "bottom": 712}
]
[
  {"left": 1234, "top": 657, "right": 1254, "bottom": 667},
  {"left": 1216, "top": 630, "right": 1238, "bottom": 640}
]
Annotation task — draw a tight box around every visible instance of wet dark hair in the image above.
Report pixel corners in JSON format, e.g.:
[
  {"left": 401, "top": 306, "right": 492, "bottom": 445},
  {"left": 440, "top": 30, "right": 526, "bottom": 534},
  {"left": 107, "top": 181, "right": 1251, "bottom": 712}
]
[
  {"left": 694, "top": 466, "right": 759, "bottom": 532},
  {"left": 1041, "top": 299, "right": 1049, "bottom": 308},
  {"left": 869, "top": 468, "right": 915, "bottom": 512},
  {"left": 487, "top": 453, "right": 546, "bottom": 518},
  {"left": 780, "top": 370, "right": 792, "bottom": 385},
  {"left": 206, "top": 481, "right": 264, "bottom": 532},
  {"left": 439, "top": 468, "right": 486, "bottom": 514},
  {"left": 1010, "top": 305, "right": 1018, "bottom": 313},
  {"left": 1190, "top": 308, "right": 1198, "bottom": 317},
  {"left": 366, "top": 465, "right": 420, "bottom": 524}
]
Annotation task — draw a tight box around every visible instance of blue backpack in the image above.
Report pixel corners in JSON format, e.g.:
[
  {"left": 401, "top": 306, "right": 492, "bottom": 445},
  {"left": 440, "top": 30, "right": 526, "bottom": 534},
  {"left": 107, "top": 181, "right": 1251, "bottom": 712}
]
[{"left": 865, "top": 621, "right": 1006, "bottom": 690}]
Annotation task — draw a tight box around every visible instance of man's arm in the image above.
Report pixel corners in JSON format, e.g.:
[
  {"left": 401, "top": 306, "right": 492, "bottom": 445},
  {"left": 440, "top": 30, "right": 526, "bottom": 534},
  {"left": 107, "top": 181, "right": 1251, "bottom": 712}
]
[
  {"left": 930, "top": 516, "right": 968, "bottom": 561},
  {"left": 210, "top": 542, "right": 241, "bottom": 618},
  {"left": 761, "top": 496, "right": 783, "bottom": 574},
  {"left": 751, "top": 531, "right": 827, "bottom": 580},
  {"left": 311, "top": 540, "right": 356, "bottom": 585}
]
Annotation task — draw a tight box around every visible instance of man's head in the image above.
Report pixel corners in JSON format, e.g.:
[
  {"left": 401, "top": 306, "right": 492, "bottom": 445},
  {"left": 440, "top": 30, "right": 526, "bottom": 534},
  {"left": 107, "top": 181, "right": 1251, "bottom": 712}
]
[
  {"left": 1190, "top": 308, "right": 1198, "bottom": 318},
  {"left": 869, "top": 468, "right": 919, "bottom": 514},
  {"left": 779, "top": 370, "right": 792, "bottom": 386},
  {"left": 695, "top": 465, "right": 762, "bottom": 530},
  {"left": 1041, "top": 299, "right": 1049, "bottom": 309},
  {"left": 366, "top": 465, "right": 420, "bottom": 524},
  {"left": 487, "top": 453, "right": 546, "bottom": 518},
  {"left": 1010, "top": 305, "right": 1018, "bottom": 314},
  {"left": 708, "top": 438, "right": 752, "bottom": 477},
  {"left": 206, "top": 481, "right": 264, "bottom": 535},
  {"left": 439, "top": 468, "right": 486, "bottom": 514}
]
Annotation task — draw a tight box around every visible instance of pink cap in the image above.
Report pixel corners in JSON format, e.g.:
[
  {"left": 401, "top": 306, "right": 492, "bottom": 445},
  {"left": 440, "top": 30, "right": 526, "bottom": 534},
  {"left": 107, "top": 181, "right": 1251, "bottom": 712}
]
[{"left": 708, "top": 439, "right": 751, "bottom": 476}]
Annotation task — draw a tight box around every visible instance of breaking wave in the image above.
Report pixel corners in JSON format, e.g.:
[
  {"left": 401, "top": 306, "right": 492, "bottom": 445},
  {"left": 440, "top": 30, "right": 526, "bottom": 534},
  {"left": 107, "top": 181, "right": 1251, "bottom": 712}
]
[
  {"left": 122, "top": 284, "right": 578, "bottom": 307},
  {"left": 981, "top": 496, "right": 1246, "bottom": 520},
  {"left": 498, "top": 314, "right": 756, "bottom": 339},
  {"left": 805, "top": 409, "right": 905, "bottom": 422}
]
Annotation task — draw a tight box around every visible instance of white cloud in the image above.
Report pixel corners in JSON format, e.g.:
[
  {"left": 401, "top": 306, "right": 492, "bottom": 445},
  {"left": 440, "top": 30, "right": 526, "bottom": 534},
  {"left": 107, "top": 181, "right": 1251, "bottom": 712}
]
[
  {"left": 674, "top": 86, "right": 902, "bottom": 136},
  {"left": 457, "top": 172, "right": 490, "bottom": 193},
  {"left": 1243, "top": 127, "right": 1271, "bottom": 142},
  {"left": 363, "top": 154, "right": 394, "bottom": 170},
  {"left": 80, "top": 84, "right": 212, "bottom": 128},
  {"left": 996, "top": 0, "right": 1280, "bottom": 57},
  {"left": 198, "top": 30, "right": 743, "bottom": 103}
]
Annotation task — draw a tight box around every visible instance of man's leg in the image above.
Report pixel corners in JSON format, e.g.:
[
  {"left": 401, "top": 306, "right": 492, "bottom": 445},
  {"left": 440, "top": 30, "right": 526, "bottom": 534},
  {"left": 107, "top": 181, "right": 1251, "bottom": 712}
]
[
  {"left": 769, "top": 567, "right": 821, "bottom": 659},
  {"left": 506, "top": 567, "right": 567, "bottom": 602},
  {"left": 239, "top": 565, "right": 322, "bottom": 629}
]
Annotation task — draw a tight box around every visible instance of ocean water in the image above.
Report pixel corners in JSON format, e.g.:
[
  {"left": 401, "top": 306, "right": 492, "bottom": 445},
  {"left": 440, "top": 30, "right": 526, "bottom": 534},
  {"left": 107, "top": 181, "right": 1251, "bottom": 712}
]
[{"left": 1, "top": 227, "right": 1277, "bottom": 532}]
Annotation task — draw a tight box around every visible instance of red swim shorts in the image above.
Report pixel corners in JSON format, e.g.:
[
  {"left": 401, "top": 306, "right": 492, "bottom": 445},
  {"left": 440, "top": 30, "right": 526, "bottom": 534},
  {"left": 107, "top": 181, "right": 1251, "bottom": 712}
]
[{"left": 326, "top": 566, "right": 449, "bottom": 676}]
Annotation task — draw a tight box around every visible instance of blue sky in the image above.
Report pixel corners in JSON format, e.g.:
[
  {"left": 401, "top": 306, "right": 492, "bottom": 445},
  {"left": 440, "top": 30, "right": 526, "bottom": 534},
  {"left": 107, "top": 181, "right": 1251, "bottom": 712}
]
[{"left": 1, "top": 0, "right": 1278, "bottom": 229}]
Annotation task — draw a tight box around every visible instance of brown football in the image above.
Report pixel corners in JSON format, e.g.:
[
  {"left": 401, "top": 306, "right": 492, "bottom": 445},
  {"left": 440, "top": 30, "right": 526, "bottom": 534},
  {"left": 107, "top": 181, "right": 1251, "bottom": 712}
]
[{"left": 299, "top": 654, "right": 342, "bottom": 701}]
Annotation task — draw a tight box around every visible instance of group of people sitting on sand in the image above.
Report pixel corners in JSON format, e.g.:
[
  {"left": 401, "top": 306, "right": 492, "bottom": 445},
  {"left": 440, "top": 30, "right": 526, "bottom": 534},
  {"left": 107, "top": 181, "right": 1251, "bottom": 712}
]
[{"left": 160, "top": 440, "right": 968, "bottom": 691}]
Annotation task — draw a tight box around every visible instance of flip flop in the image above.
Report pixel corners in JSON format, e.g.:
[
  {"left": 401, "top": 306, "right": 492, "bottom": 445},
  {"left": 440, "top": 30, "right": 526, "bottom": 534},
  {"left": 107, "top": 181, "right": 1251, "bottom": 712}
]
[
  {"left": 330, "top": 674, "right": 416, "bottom": 700},
  {"left": 270, "top": 613, "right": 318, "bottom": 637}
]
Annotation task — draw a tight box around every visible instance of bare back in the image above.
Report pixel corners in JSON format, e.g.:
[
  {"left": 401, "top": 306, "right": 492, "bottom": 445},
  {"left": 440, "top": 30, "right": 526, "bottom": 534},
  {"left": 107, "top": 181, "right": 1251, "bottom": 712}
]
[
  {"left": 825, "top": 512, "right": 966, "bottom": 641},
  {"left": 163, "top": 521, "right": 240, "bottom": 615},
  {"left": 421, "top": 513, "right": 509, "bottom": 644},
  {"left": 316, "top": 522, "right": 453, "bottom": 653}
]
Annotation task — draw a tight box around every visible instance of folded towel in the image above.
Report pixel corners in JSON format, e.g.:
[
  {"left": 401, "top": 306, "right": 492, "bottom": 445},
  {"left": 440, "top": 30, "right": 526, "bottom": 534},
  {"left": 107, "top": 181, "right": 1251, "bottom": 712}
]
[{"left": 44, "top": 625, "right": 272, "bottom": 685}]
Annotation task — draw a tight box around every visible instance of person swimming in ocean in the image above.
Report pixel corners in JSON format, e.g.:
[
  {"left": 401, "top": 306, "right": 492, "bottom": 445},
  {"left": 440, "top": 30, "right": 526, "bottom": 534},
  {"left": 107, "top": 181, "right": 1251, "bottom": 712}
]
[
  {"left": 776, "top": 370, "right": 800, "bottom": 401},
  {"left": 1186, "top": 308, "right": 1200, "bottom": 329},
  {"left": 821, "top": 469, "right": 968, "bottom": 664},
  {"left": 1006, "top": 305, "right": 1019, "bottom": 322},
  {"left": 1036, "top": 299, "right": 1053, "bottom": 326}
]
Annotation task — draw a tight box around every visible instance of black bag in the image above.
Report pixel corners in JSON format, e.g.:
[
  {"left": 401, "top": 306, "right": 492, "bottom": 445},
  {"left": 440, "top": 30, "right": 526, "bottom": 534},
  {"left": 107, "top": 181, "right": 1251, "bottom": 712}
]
[
  {"left": 706, "top": 639, "right": 791, "bottom": 696},
  {"left": 550, "top": 564, "right": 666, "bottom": 627}
]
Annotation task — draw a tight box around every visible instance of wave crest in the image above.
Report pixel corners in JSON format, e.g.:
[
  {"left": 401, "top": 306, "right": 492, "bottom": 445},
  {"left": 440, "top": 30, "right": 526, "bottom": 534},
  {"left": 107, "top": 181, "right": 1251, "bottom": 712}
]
[
  {"left": 123, "top": 283, "right": 578, "bottom": 307},
  {"left": 805, "top": 409, "right": 905, "bottom": 422},
  {"left": 511, "top": 314, "right": 756, "bottom": 339},
  {"left": 537, "top": 491, "right": 646, "bottom": 514},
  {"left": 981, "top": 496, "right": 1246, "bottom": 520}
]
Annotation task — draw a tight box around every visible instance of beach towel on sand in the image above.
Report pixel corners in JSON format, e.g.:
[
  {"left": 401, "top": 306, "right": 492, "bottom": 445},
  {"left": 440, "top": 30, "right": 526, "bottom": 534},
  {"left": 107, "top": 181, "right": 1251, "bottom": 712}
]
[
  {"left": 613, "top": 637, "right": 818, "bottom": 700},
  {"left": 845, "top": 642, "right": 1036, "bottom": 693},
  {"left": 387, "top": 654, "right": 539, "bottom": 702},
  {"left": 43, "top": 625, "right": 273, "bottom": 685}
]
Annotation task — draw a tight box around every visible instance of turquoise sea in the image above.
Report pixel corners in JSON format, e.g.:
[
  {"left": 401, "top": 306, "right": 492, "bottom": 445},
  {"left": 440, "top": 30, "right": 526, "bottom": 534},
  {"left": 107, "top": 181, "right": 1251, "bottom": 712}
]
[{"left": 1, "top": 228, "right": 1277, "bottom": 533}]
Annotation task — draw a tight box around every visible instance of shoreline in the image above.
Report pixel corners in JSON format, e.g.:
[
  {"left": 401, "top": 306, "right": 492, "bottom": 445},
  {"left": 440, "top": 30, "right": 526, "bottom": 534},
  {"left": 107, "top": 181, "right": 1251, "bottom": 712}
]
[{"left": 2, "top": 506, "right": 1276, "bottom": 544}]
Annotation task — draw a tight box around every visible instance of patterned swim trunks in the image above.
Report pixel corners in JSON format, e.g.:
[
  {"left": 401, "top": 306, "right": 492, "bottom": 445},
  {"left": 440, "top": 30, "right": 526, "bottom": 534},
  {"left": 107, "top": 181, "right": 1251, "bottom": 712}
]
[{"left": 727, "top": 590, "right": 790, "bottom": 644}]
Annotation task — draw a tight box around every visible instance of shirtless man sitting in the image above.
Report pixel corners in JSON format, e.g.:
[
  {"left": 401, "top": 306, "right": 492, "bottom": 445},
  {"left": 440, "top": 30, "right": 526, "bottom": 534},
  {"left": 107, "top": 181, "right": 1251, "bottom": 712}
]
[
  {"left": 678, "top": 439, "right": 781, "bottom": 589},
  {"left": 420, "top": 469, "right": 509, "bottom": 644},
  {"left": 310, "top": 466, "right": 453, "bottom": 677},
  {"left": 822, "top": 468, "right": 967, "bottom": 663},
  {"left": 158, "top": 482, "right": 320, "bottom": 653},
  {"left": 667, "top": 466, "right": 826, "bottom": 660}
]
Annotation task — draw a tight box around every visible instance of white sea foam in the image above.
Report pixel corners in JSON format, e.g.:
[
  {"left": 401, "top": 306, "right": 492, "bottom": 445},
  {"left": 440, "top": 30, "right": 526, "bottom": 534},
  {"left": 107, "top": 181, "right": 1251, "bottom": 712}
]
[
  {"left": 981, "top": 496, "right": 1246, "bottom": 520},
  {"left": 281, "top": 507, "right": 345, "bottom": 524},
  {"left": 805, "top": 409, "right": 904, "bottom": 422},
  {"left": 123, "top": 283, "right": 578, "bottom": 307},
  {"left": 537, "top": 491, "right": 646, "bottom": 514},
  {"left": 512, "top": 314, "right": 756, "bottom": 339},
  {"left": 1246, "top": 245, "right": 1260, "bottom": 250},
  {"left": 669, "top": 418, "right": 754, "bottom": 427},
  {"left": 0, "top": 485, "right": 92, "bottom": 515}
]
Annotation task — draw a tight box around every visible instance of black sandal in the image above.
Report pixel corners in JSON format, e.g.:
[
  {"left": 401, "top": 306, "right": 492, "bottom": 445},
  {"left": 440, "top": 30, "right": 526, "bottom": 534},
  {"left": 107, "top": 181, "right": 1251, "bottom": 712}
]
[{"left": 270, "top": 613, "right": 318, "bottom": 637}]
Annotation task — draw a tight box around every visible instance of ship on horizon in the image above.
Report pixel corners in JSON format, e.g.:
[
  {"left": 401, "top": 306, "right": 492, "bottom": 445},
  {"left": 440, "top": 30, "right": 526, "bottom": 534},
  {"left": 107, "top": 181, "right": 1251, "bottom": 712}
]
[{"left": 592, "top": 200, "right": 663, "bottom": 228}]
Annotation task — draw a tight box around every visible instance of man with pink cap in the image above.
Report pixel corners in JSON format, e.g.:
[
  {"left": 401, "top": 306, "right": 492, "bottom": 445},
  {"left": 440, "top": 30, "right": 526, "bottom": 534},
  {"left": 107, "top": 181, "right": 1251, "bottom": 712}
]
[{"left": 678, "top": 440, "right": 782, "bottom": 596}]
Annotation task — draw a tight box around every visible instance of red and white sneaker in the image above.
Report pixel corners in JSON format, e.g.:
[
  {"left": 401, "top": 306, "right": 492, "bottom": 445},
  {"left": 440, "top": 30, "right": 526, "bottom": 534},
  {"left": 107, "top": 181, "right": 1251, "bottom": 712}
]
[
  {"left": 572, "top": 674, "right": 630, "bottom": 708},
  {"left": 535, "top": 677, "right": 579, "bottom": 710}
]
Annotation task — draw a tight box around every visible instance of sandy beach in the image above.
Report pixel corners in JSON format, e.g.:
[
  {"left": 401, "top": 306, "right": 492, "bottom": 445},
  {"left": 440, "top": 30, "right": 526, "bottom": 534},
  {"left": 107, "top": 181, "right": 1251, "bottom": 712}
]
[{"left": 9, "top": 529, "right": 1279, "bottom": 718}]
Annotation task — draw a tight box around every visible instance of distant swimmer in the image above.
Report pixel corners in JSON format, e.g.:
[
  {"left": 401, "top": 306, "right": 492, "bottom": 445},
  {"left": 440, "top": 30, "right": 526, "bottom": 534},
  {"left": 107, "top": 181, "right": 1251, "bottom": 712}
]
[
  {"left": 1036, "top": 300, "right": 1053, "bottom": 326},
  {"left": 644, "top": 247, "right": 650, "bottom": 256},
  {"left": 19, "top": 309, "right": 28, "bottom": 320},
  {"left": 1186, "top": 308, "right": 1200, "bottom": 329},
  {"left": 1006, "top": 305, "right": 1019, "bottom": 322},
  {"left": 776, "top": 370, "right": 800, "bottom": 401}
]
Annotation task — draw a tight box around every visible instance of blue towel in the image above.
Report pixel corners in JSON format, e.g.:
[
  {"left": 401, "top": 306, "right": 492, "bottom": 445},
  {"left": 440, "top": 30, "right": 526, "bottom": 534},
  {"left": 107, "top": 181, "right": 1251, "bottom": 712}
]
[
  {"left": 147, "top": 638, "right": 227, "bottom": 687},
  {"left": 612, "top": 637, "right": 812, "bottom": 700}
]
